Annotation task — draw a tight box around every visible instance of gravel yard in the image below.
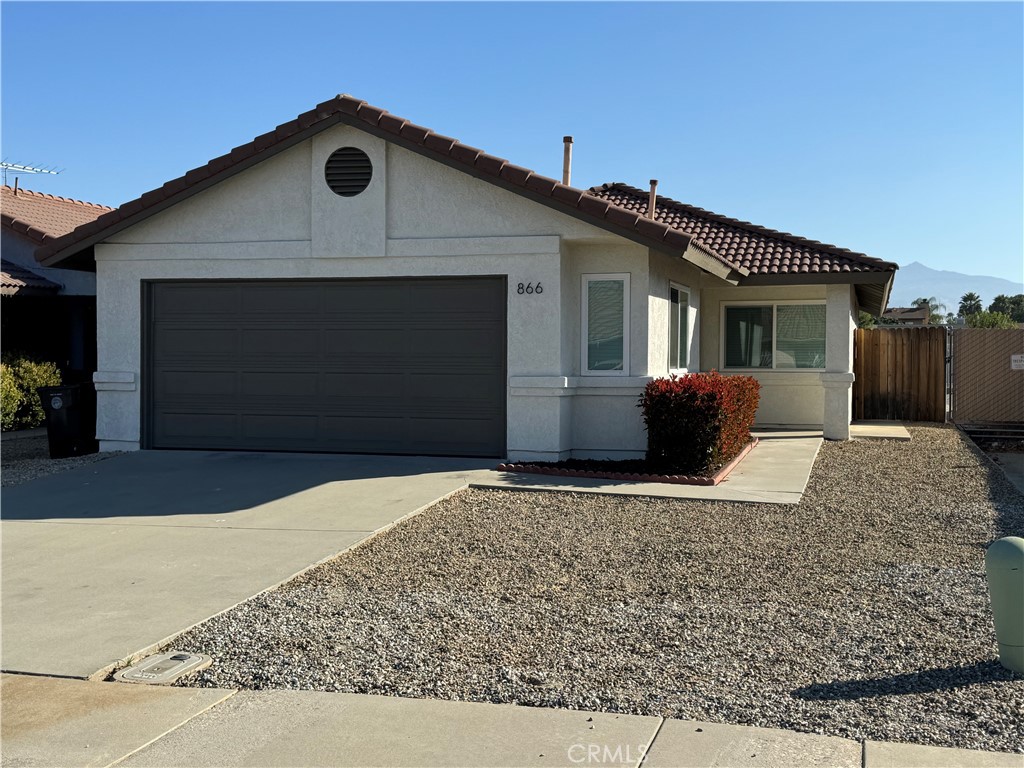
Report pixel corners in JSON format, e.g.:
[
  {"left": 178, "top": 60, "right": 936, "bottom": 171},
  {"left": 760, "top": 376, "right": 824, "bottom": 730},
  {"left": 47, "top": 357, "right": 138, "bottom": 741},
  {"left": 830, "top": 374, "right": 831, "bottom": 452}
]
[
  {"left": 175, "top": 425, "right": 1024, "bottom": 753},
  {"left": 1, "top": 434, "right": 111, "bottom": 487}
]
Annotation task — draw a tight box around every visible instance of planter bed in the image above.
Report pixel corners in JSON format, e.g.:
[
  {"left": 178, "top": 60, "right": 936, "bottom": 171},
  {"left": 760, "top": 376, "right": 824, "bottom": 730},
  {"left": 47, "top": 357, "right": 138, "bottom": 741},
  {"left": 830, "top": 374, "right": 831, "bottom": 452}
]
[{"left": 497, "top": 438, "right": 758, "bottom": 486}]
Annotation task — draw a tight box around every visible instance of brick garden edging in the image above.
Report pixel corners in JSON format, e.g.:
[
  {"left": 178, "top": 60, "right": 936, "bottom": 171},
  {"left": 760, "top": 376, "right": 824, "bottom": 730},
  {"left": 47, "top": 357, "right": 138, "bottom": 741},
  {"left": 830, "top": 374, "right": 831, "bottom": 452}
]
[{"left": 496, "top": 438, "right": 759, "bottom": 487}]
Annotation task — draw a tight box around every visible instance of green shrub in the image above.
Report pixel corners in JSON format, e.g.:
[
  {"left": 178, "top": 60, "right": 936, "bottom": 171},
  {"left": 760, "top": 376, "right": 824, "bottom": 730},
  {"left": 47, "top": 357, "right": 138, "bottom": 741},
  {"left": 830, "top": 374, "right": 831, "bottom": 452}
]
[
  {"left": 638, "top": 371, "right": 761, "bottom": 474},
  {"left": 0, "top": 357, "right": 62, "bottom": 431},
  {"left": 966, "top": 311, "right": 1019, "bottom": 329},
  {"left": 0, "top": 364, "right": 23, "bottom": 431}
]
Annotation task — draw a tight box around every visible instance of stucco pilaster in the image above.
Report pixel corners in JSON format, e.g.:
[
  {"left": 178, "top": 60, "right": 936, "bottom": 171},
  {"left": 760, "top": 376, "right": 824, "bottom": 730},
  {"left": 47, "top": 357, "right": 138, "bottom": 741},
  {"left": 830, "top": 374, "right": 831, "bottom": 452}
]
[{"left": 821, "top": 284, "right": 856, "bottom": 439}]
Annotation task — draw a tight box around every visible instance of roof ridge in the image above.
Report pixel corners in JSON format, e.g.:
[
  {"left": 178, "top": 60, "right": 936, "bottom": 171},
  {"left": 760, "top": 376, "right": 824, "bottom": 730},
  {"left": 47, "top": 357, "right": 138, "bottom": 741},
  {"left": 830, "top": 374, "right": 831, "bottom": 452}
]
[
  {"left": 36, "top": 94, "right": 741, "bottom": 278},
  {"left": 592, "top": 182, "right": 896, "bottom": 269},
  {"left": 0, "top": 185, "right": 114, "bottom": 211}
]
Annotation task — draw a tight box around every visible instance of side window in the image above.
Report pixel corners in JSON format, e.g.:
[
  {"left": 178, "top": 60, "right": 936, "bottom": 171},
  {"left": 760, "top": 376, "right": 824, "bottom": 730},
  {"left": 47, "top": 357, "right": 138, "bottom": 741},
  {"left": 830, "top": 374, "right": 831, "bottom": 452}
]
[
  {"left": 582, "top": 274, "right": 630, "bottom": 375},
  {"left": 669, "top": 284, "right": 691, "bottom": 371}
]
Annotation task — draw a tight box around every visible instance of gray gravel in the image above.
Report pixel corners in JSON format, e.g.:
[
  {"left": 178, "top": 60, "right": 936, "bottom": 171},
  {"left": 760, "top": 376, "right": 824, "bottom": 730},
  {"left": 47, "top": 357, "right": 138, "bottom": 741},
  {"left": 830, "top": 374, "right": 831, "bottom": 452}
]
[
  {"left": 1, "top": 435, "right": 112, "bottom": 487},
  {"left": 174, "top": 425, "right": 1024, "bottom": 753}
]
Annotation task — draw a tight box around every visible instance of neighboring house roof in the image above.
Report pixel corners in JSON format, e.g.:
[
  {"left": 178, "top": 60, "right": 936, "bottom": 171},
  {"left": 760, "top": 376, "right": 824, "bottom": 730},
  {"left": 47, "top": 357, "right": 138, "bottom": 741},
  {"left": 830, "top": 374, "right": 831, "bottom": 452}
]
[
  {"left": 1, "top": 185, "right": 113, "bottom": 244},
  {"left": 882, "top": 306, "right": 931, "bottom": 324},
  {"left": 589, "top": 183, "right": 896, "bottom": 277},
  {"left": 32, "top": 94, "right": 897, "bottom": 313},
  {"left": 0, "top": 257, "right": 61, "bottom": 297}
]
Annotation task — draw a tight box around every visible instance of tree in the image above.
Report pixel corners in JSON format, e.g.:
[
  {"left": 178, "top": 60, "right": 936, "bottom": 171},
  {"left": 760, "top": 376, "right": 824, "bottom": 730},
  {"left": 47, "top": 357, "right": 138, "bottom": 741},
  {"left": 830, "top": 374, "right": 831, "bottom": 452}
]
[
  {"left": 966, "top": 311, "right": 1018, "bottom": 329},
  {"left": 958, "top": 292, "right": 982, "bottom": 317},
  {"left": 913, "top": 296, "right": 947, "bottom": 325},
  {"left": 857, "top": 311, "right": 877, "bottom": 329},
  {"left": 988, "top": 294, "right": 1024, "bottom": 323}
]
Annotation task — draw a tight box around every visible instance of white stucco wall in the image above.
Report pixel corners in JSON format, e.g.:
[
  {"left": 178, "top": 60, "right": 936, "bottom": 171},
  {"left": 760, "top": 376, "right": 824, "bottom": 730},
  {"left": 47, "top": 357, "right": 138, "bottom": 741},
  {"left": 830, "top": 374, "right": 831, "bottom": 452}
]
[
  {"left": 91, "top": 127, "right": 642, "bottom": 459},
  {"left": 821, "top": 283, "right": 857, "bottom": 439},
  {"left": 648, "top": 250, "right": 719, "bottom": 377},
  {"left": 563, "top": 242, "right": 652, "bottom": 458},
  {"left": 700, "top": 284, "right": 831, "bottom": 427},
  {"left": 2, "top": 230, "right": 96, "bottom": 295},
  {"left": 88, "top": 123, "right": 860, "bottom": 457}
]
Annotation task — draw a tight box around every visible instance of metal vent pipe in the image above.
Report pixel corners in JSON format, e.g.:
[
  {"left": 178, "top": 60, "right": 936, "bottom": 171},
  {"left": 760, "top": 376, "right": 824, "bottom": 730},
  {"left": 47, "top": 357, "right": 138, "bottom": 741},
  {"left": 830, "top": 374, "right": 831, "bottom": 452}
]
[{"left": 562, "top": 136, "right": 573, "bottom": 186}]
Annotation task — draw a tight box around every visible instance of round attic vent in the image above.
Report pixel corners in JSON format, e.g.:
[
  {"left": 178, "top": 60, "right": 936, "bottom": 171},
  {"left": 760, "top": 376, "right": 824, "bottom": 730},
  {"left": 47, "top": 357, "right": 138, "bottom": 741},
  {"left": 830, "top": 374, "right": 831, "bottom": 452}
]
[{"left": 325, "top": 147, "right": 373, "bottom": 197}]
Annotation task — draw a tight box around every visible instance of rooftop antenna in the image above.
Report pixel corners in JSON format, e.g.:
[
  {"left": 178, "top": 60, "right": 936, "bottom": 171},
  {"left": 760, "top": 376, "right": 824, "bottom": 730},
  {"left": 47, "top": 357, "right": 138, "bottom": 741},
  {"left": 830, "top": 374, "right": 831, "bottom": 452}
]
[{"left": 1, "top": 161, "right": 62, "bottom": 192}]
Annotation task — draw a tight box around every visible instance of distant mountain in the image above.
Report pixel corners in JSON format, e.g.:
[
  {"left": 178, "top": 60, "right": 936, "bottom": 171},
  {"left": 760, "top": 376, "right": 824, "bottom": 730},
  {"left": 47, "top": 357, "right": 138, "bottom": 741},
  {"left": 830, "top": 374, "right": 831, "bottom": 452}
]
[{"left": 888, "top": 262, "right": 1023, "bottom": 314}]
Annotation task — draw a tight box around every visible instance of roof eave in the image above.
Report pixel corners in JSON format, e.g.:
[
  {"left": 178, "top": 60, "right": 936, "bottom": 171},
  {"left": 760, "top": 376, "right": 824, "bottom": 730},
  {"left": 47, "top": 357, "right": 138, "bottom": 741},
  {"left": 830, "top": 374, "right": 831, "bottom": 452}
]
[
  {"left": 741, "top": 268, "right": 896, "bottom": 316},
  {"left": 37, "top": 101, "right": 734, "bottom": 270},
  {"left": 681, "top": 243, "right": 743, "bottom": 283},
  {"left": 37, "top": 114, "right": 348, "bottom": 268},
  {"left": 1, "top": 214, "right": 53, "bottom": 246},
  {"left": 1, "top": 284, "right": 61, "bottom": 297},
  {"left": 740, "top": 270, "right": 896, "bottom": 286}
]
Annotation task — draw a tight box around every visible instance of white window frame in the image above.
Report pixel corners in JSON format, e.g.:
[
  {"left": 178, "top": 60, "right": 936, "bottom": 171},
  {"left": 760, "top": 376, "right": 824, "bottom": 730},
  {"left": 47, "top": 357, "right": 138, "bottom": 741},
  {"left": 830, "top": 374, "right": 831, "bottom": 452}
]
[
  {"left": 581, "top": 273, "right": 630, "bottom": 377},
  {"left": 720, "top": 300, "right": 827, "bottom": 371},
  {"left": 668, "top": 282, "right": 696, "bottom": 374}
]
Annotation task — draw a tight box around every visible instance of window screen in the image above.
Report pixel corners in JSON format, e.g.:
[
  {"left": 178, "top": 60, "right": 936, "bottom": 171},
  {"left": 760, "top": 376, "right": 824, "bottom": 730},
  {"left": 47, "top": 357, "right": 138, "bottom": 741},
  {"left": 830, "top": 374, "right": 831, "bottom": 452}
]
[
  {"left": 776, "top": 304, "right": 826, "bottom": 368},
  {"left": 586, "top": 279, "right": 625, "bottom": 372}
]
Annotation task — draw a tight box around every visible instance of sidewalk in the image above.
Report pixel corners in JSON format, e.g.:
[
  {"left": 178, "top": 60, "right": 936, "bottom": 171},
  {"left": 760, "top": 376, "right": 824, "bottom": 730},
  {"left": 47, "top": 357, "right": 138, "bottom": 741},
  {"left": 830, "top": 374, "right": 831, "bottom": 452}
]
[{"left": 2, "top": 674, "right": 1020, "bottom": 768}]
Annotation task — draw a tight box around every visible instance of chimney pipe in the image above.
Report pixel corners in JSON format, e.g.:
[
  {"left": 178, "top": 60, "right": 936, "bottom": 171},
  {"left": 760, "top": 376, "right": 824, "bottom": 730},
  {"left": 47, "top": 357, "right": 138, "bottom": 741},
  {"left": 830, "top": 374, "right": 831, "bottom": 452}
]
[
  {"left": 648, "top": 179, "right": 658, "bottom": 219},
  {"left": 13, "top": 177, "right": 19, "bottom": 195},
  {"left": 562, "top": 136, "right": 573, "bottom": 186}
]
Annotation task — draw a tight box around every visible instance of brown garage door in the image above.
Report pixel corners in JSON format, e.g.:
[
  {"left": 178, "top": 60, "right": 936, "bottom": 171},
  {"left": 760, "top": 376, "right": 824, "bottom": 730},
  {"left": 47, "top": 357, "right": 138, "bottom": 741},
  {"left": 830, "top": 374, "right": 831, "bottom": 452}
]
[{"left": 145, "top": 277, "right": 506, "bottom": 457}]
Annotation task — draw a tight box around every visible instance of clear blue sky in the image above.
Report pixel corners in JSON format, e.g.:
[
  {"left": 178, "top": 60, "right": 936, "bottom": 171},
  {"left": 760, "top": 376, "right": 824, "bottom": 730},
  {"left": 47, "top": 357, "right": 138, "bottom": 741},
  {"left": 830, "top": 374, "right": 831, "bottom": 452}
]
[{"left": 2, "top": 2, "right": 1021, "bottom": 282}]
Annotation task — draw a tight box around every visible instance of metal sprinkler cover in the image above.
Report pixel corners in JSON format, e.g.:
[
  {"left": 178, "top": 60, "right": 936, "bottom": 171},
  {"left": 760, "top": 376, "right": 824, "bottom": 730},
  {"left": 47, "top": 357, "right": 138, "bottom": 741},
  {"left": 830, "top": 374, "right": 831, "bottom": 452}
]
[{"left": 114, "top": 652, "right": 211, "bottom": 685}]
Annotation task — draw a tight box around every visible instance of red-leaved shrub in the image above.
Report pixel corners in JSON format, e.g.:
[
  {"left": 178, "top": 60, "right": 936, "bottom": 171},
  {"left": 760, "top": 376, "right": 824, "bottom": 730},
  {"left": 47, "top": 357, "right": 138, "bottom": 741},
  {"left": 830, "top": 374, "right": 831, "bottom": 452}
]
[{"left": 638, "top": 371, "right": 760, "bottom": 474}]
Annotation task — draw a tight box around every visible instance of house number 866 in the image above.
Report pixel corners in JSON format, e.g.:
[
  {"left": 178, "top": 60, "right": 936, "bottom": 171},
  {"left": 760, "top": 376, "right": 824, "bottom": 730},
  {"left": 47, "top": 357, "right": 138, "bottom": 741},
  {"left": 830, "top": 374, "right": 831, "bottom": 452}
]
[{"left": 517, "top": 282, "right": 543, "bottom": 295}]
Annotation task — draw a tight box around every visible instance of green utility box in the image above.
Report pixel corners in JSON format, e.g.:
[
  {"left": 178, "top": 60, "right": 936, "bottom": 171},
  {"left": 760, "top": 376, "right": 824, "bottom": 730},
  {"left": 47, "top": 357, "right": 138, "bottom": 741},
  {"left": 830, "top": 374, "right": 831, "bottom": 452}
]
[{"left": 985, "top": 536, "right": 1024, "bottom": 674}]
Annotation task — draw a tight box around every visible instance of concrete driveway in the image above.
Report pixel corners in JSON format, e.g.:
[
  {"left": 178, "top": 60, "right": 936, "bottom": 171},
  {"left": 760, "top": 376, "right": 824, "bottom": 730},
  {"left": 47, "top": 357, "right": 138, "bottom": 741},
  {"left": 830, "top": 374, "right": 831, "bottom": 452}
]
[{"left": 1, "top": 450, "right": 492, "bottom": 679}]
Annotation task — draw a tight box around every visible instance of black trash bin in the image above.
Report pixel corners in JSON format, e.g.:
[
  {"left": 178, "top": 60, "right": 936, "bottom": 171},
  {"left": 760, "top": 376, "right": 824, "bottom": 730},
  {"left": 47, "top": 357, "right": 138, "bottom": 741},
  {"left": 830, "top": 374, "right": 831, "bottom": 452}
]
[{"left": 36, "top": 384, "right": 99, "bottom": 459}]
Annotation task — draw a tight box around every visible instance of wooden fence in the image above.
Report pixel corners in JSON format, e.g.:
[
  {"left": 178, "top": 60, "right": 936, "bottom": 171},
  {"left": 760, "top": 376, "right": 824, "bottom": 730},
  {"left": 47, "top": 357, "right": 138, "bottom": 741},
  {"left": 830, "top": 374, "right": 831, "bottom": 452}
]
[{"left": 853, "top": 327, "right": 947, "bottom": 422}]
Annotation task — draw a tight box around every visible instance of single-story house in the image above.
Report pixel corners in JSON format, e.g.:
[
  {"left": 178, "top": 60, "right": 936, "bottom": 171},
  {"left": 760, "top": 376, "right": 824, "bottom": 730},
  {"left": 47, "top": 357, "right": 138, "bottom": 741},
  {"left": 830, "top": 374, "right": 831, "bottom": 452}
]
[
  {"left": 2, "top": 185, "right": 111, "bottom": 379},
  {"left": 881, "top": 306, "right": 931, "bottom": 326},
  {"left": 36, "top": 95, "right": 897, "bottom": 460}
]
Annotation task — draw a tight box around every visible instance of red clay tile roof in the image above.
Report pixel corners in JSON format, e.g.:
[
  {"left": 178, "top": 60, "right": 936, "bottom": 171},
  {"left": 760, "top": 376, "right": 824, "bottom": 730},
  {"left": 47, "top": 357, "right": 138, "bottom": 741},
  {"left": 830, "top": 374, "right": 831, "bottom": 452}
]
[
  {"left": 1, "top": 186, "right": 112, "bottom": 244},
  {"left": 589, "top": 183, "right": 897, "bottom": 276},
  {"left": 36, "top": 95, "right": 739, "bottom": 279},
  {"left": 32, "top": 94, "right": 896, "bottom": 312},
  {"left": 0, "top": 258, "right": 61, "bottom": 296}
]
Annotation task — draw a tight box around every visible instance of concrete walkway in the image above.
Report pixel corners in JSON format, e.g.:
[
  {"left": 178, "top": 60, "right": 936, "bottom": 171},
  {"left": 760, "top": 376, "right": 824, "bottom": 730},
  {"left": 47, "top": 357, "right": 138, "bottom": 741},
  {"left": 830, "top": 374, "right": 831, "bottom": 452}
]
[
  {"left": 991, "top": 452, "right": 1024, "bottom": 496},
  {"left": 2, "top": 674, "right": 1019, "bottom": 768},
  {"left": 1, "top": 450, "right": 492, "bottom": 678},
  {"left": 469, "top": 430, "right": 823, "bottom": 504},
  {"left": 850, "top": 420, "right": 912, "bottom": 441}
]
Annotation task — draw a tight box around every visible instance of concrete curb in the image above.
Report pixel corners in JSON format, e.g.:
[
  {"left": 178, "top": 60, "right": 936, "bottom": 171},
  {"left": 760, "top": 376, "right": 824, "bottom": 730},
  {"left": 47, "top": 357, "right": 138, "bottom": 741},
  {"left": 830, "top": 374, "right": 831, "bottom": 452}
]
[{"left": 497, "top": 439, "right": 759, "bottom": 487}]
